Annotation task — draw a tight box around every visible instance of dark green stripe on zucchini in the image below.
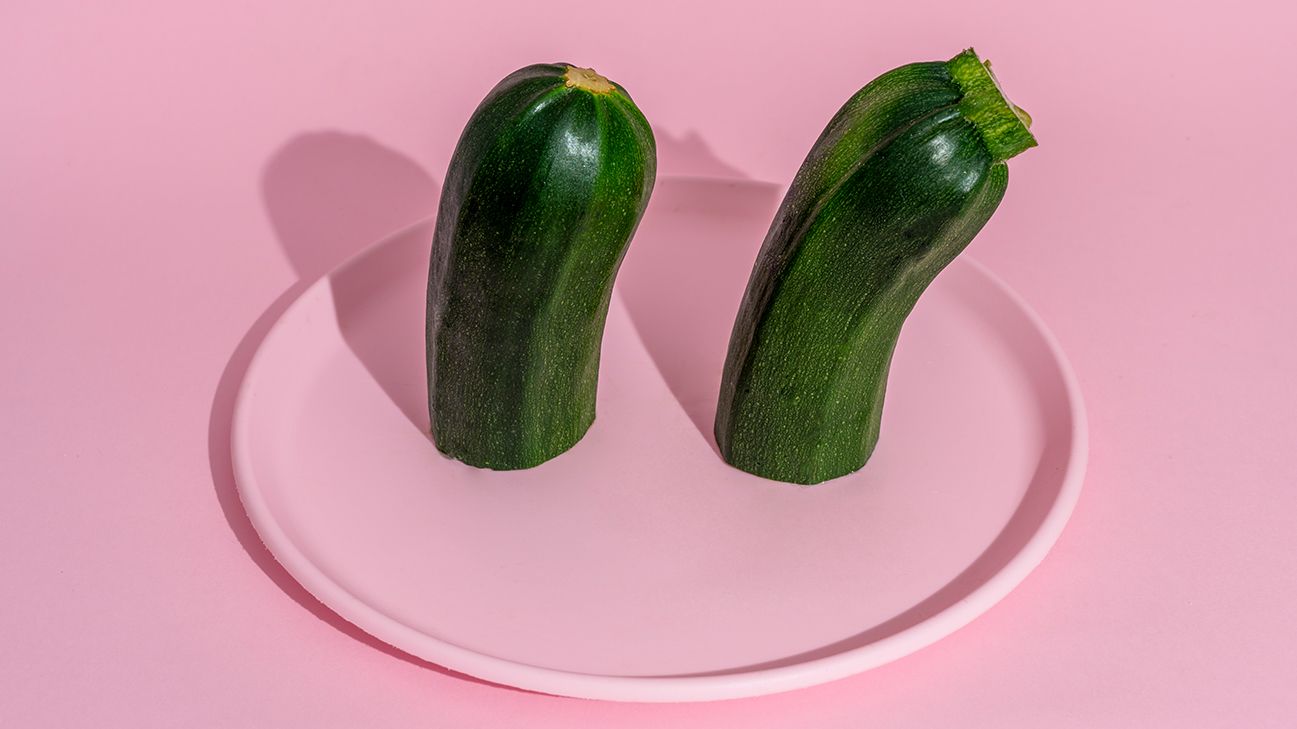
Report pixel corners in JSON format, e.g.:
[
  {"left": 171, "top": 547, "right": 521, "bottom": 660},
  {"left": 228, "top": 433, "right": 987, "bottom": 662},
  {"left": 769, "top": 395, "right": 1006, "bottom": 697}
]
[
  {"left": 715, "top": 49, "right": 1036, "bottom": 485},
  {"left": 427, "top": 64, "right": 656, "bottom": 470}
]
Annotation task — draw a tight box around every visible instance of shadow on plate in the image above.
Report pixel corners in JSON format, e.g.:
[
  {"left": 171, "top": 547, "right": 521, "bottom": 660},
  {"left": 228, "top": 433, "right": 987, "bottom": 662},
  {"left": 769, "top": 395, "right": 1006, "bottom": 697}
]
[{"left": 616, "top": 178, "right": 783, "bottom": 452}]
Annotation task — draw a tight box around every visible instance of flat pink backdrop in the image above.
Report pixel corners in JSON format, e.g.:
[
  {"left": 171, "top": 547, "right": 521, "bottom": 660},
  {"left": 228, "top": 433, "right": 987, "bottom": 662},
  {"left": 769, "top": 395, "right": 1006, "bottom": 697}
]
[{"left": 3, "top": 1, "right": 1294, "bottom": 726}]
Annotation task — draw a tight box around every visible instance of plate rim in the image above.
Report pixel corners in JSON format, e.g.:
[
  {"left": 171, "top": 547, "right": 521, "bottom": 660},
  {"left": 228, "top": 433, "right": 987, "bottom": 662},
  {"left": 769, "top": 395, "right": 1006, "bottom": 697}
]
[{"left": 231, "top": 205, "right": 1087, "bottom": 703}]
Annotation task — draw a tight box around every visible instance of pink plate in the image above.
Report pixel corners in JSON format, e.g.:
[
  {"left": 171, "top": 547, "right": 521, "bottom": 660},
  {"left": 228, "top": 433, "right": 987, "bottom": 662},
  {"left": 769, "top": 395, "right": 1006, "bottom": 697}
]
[{"left": 232, "top": 178, "right": 1086, "bottom": 702}]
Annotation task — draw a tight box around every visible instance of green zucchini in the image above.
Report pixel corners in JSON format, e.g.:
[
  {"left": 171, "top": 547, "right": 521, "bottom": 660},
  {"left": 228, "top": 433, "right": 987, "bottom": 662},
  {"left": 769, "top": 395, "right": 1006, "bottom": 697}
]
[
  {"left": 427, "top": 64, "right": 656, "bottom": 469},
  {"left": 715, "top": 49, "right": 1036, "bottom": 485}
]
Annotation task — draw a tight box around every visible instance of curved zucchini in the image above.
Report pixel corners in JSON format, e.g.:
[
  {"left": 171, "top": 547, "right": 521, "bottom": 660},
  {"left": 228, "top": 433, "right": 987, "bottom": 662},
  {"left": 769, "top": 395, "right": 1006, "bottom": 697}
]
[
  {"left": 427, "top": 64, "right": 656, "bottom": 470},
  {"left": 715, "top": 49, "right": 1036, "bottom": 485}
]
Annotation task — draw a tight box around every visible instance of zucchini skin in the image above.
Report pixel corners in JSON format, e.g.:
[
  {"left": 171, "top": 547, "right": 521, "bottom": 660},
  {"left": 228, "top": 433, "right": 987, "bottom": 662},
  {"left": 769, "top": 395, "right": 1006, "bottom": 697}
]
[
  {"left": 427, "top": 64, "right": 656, "bottom": 470},
  {"left": 716, "top": 53, "right": 1028, "bottom": 485}
]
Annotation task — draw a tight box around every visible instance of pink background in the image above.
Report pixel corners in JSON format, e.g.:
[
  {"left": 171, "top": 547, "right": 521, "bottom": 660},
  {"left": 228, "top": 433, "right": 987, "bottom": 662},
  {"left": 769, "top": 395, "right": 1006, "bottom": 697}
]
[{"left": 3, "top": 1, "right": 1294, "bottom": 726}]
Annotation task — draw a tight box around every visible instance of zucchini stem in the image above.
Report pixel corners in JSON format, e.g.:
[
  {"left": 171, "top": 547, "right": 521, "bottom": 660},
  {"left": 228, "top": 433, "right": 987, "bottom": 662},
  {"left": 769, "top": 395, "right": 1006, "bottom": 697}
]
[
  {"left": 564, "top": 66, "right": 616, "bottom": 94},
  {"left": 947, "top": 49, "right": 1037, "bottom": 161}
]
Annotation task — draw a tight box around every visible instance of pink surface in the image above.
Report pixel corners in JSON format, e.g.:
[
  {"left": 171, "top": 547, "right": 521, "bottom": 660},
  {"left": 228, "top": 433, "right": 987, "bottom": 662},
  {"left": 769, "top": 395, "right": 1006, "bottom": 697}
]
[
  {"left": 3, "top": 1, "right": 1294, "bottom": 725},
  {"left": 231, "top": 185, "right": 1082, "bottom": 700}
]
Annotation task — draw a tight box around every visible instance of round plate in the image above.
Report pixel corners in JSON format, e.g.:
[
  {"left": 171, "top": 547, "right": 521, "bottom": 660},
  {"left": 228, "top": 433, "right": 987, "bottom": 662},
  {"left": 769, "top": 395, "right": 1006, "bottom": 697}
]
[{"left": 233, "top": 178, "right": 1086, "bottom": 702}]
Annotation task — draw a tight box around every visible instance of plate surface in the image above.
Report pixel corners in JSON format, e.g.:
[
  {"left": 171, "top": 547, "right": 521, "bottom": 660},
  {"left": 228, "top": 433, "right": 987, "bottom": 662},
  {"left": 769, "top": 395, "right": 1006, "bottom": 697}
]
[{"left": 233, "top": 179, "right": 1086, "bottom": 702}]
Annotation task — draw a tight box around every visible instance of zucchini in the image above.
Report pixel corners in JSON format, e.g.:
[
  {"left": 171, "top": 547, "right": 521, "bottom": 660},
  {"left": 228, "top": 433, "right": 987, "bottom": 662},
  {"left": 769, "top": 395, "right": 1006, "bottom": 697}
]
[
  {"left": 715, "top": 49, "right": 1036, "bottom": 485},
  {"left": 427, "top": 64, "right": 656, "bottom": 469}
]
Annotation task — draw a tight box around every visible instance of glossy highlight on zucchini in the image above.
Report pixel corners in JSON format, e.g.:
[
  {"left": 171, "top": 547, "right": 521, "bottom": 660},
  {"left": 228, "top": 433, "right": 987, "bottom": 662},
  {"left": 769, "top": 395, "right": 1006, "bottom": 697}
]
[
  {"left": 427, "top": 64, "right": 656, "bottom": 470},
  {"left": 715, "top": 48, "right": 1036, "bottom": 485}
]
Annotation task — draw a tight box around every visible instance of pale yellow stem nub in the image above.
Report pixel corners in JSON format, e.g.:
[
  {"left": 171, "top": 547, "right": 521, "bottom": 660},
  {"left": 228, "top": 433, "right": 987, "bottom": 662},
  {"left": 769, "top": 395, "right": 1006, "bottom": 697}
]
[{"left": 564, "top": 66, "right": 615, "bottom": 94}]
